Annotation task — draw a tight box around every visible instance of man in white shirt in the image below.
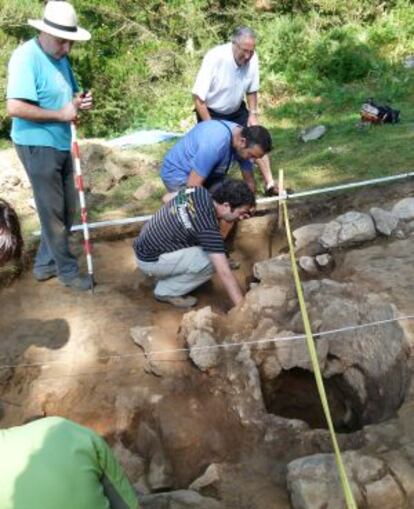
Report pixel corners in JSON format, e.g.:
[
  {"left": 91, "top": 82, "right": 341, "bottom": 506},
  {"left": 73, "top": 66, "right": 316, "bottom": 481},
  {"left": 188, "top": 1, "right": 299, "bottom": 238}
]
[{"left": 192, "top": 26, "right": 277, "bottom": 196}]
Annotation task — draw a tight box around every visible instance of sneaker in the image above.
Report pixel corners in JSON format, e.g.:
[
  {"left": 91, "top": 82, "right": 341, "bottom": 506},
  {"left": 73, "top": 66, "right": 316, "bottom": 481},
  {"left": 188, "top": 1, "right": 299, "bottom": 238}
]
[
  {"left": 155, "top": 294, "right": 197, "bottom": 309},
  {"left": 34, "top": 269, "right": 57, "bottom": 282},
  {"left": 60, "top": 275, "right": 94, "bottom": 292}
]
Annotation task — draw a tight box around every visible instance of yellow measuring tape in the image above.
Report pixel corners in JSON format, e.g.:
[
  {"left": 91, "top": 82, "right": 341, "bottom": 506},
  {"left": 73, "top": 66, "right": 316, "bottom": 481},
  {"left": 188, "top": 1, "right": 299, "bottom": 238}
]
[{"left": 282, "top": 199, "right": 358, "bottom": 509}]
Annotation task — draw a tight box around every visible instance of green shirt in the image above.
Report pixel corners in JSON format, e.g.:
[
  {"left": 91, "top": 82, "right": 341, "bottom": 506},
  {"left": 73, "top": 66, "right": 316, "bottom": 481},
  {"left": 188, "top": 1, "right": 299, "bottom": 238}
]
[{"left": 0, "top": 416, "right": 139, "bottom": 509}]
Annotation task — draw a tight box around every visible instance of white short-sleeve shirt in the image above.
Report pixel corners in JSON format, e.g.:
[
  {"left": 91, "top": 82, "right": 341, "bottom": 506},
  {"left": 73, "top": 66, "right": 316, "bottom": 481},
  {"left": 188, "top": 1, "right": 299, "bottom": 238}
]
[{"left": 192, "top": 42, "right": 260, "bottom": 115}]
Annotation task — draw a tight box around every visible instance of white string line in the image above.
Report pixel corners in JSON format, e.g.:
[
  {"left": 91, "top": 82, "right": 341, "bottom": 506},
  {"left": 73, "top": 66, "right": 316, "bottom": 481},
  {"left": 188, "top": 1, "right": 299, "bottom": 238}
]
[
  {"left": 259, "top": 170, "right": 414, "bottom": 205},
  {"left": 1, "top": 314, "right": 412, "bottom": 372},
  {"left": 32, "top": 170, "right": 414, "bottom": 235}
]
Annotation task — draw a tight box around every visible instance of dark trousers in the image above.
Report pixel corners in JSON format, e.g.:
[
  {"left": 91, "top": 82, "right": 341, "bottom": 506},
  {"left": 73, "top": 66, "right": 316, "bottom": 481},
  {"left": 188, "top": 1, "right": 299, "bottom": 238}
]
[
  {"left": 195, "top": 100, "right": 250, "bottom": 127},
  {"left": 15, "top": 144, "right": 79, "bottom": 281}
]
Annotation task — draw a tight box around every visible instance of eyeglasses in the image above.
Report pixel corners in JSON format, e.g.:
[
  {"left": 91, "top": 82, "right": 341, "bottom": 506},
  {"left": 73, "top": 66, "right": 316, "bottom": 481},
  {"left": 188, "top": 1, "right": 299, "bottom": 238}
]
[{"left": 234, "top": 41, "right": 255, "bottom": 57}]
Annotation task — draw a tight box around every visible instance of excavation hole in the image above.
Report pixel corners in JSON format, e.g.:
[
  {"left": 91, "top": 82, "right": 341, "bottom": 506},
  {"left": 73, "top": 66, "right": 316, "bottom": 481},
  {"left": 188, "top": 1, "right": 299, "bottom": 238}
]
[{"left": 261, "top": 367, "right": 364, "bottom": 433}]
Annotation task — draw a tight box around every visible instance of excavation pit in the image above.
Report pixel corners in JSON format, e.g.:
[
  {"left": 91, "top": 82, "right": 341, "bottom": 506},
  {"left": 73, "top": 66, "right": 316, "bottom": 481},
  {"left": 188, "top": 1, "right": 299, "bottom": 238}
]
[{"left": 1, "top": 183, "right": 414, "bottom": 508}]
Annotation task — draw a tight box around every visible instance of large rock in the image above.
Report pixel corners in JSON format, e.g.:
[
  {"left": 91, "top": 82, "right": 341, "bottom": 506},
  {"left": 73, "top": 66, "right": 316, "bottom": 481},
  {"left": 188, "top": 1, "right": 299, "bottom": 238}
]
[
  {"left": 243, "top": 284, "right": 288, "bottom": 320},
  {"left": 320, "top": 211, "right": 377, "bottom": 248},
  {"left": 303, "top": 280, "right": 410, "bottom": 427},
  {"left": 293, "top": 223, "right": 325, "bottom": 250},
  {"left": 332, "top": 238, "right": 414, "bottom": 324},
  {"left": 112, "top": 440, "right": 145, "bottom": 482},
  {"left": 137, "top": 422, "right": 174, "bottom": 492},
  {"left": 275, "top": 329, "right": 328, "bottom": 373},
  {"left": 179, "top": 307, "right": 218, "bottom": 342},
  {"left": 392, "top": 197, "right": 414, "bottom": 220},
  {"left": 148, "top": 449, "right": 174, "bottom": 492},
  {"left": 287, "top": 451, "right": 406, "bottom": 509},
  {"left": 187, "top": 330, "right": 220, "bottom": 372},
  {"left": 130, "top": 325, "right": 187, "bottom": 376},
  {"left": 253, "top": 276, "right": 410, "bottom": 431},
  {"left": 253, "top": 254, "right": 293, "bottom": 286},
  {"left": 225, "top": 344, "right": 266, "bottom": 426},
  {"left": 370, "top": 207, "right": 399, "bottom": 236}
]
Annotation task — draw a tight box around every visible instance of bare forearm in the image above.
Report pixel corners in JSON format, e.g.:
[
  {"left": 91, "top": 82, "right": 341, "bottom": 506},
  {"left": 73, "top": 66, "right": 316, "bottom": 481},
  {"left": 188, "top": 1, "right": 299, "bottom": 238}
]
[
  {"left": 209, "top": 253, "right": 243, "bottom": 307},
  {"left": 7, "top": 99, "right": 61, "bottom": 122},
  {"left": 241, "top": 170, "right": 256, "bottom": 194},
  {"left": 7, "top": 98, "right": 78, "bottom": 123},
  {"left": 193, "top": 95, "right": 211, "bottom": 121},
  {"left": 246, "top": 92, "right": 259, "bottom": 126},
  {"left": 246, "top": 92, "right": 258, "bottom": 112},
  {"left": 256, "top": 156, "right": 274, "bottom": 187},
  {"left": 219, "top": 268, "right": 243, "bottom": 306}
]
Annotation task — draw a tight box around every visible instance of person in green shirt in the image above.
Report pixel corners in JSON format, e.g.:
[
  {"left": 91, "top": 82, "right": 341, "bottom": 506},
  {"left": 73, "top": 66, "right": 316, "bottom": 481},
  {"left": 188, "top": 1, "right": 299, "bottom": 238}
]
[{"left": 0, "top": 416, "right": 139, "bottom": 509}]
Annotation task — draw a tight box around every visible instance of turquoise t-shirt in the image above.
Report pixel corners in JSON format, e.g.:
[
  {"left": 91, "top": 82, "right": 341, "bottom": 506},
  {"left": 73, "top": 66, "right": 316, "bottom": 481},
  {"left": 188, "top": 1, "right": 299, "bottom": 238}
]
[
  {"left": 7, "top": 38, "right": 78, "bottom": 151},
  {"left": 0, "top": 416, "right": 139, "bottom": 509}
]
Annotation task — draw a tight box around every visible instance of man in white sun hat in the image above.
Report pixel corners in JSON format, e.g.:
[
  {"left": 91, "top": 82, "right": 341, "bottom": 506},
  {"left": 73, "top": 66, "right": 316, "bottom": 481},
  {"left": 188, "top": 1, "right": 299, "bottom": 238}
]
[{"left": 6, "top": 1, "right": 94, "bottom": 291}]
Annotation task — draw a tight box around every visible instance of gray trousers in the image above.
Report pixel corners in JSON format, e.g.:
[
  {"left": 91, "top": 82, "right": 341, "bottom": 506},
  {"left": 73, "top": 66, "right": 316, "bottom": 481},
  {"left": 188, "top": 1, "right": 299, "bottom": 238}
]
[
  {"left": 15, "top": 145, "right": 79, "bottom": 281},
  {"left": 137, "top": 246, "right": 215, "bottom": 297}
]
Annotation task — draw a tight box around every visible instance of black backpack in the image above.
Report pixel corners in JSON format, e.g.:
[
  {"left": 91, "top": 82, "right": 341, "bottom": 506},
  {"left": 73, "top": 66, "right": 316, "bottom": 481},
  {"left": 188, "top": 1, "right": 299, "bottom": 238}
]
[{"left": 361, "top": 99, "right": 400, "bottom": 124}]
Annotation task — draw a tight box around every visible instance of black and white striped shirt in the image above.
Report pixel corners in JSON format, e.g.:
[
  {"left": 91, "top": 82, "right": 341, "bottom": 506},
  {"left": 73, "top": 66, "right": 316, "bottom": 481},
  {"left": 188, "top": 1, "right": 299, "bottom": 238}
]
[{"left": 134, "top": 187, "right": 225, "bottom": 262}]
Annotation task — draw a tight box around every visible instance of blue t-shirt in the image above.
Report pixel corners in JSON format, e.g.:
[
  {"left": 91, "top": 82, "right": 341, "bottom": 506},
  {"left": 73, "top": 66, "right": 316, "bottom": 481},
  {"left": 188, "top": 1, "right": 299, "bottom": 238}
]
[
  {"left": 160, "top": 120, "right": 253, "bottom": 191},
  {"left": 7, "top": 38, "right": 78, "bottom": 151}
]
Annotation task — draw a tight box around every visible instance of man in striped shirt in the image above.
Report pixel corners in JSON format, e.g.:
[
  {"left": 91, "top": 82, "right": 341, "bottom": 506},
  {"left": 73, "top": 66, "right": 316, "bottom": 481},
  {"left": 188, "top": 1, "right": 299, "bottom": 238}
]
[{"left": 134, "top": 179, "right": 255, "bottom": 309}]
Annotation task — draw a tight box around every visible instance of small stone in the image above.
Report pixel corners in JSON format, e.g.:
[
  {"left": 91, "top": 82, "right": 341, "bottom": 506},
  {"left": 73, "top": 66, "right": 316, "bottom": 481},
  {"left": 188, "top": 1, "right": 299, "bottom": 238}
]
[
  {"left": 130, "top": 325, "right": 158, "bottom": 353},
  {"left": 189, "top": 463, "right": 220, "bottom": 491},
  {"left": 299, "top": 125, "right": 327, "bottom": 142},
  {"left": 261, "top": 355, "right": 282, "bottom": 380},
  {"left": 315, "top": 253, "right": 333, "bottom": 269},
  {"left": 299, "top": 256, "right": 318, "bottom": 275}
]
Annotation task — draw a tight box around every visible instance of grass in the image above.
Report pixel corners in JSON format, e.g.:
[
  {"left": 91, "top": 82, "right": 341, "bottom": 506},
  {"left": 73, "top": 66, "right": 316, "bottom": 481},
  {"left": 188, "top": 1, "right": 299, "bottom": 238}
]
[{"left": 264, "top": 83, "right": 414, "bottom": 192}]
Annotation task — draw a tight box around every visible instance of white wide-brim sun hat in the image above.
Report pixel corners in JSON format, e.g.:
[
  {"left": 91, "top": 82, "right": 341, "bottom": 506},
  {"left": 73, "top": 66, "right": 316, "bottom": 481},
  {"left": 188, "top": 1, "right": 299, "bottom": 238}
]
[{"left": 28, "top": 1, "right": 91, "bottom": 42}]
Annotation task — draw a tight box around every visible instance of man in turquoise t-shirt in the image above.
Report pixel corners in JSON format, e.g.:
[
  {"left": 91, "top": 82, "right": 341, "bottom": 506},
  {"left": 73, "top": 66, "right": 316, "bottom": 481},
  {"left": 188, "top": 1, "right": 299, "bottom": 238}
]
[
  {"left": 0, "top": 416, "right": 139, "bottom": 509},
  {"left": 6, "top": 1, "right": 93, "bottom": 291}
]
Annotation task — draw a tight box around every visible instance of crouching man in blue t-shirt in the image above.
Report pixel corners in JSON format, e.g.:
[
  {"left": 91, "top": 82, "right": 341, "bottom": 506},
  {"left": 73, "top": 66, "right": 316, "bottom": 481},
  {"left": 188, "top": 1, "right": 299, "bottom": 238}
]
[
  {"left": 160, "top": 120, "right": 273, "bottom": 202},
  {"left": 6, "top": 2, "right": 93, "bottom": 291},
  {"left": 133, "top": 179, "right": 255, "bottom": 309}
]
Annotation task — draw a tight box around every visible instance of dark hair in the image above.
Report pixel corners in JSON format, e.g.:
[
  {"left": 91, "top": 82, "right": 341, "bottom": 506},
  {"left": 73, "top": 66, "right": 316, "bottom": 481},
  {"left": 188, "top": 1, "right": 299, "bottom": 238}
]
[
  {"left": 241, "top": 125, "right": 273, "bottom": 153},
  {"left": 232, "top": 26, "right": 256, "bottom": 43},
  {"left": 0, "top": 199, "right": 23, "bottom": 265},
  {"left": 211, "top": 179, "right": 256, "bottom": 209}
]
